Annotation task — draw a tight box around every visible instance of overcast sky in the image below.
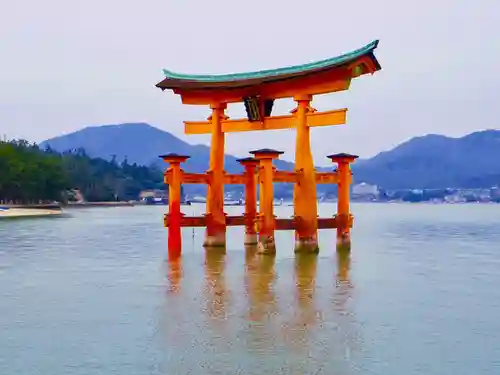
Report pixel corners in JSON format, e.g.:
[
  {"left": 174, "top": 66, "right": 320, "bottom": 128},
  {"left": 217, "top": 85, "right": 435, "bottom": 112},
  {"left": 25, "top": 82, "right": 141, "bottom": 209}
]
[{"left": 1, "top": 0, "right": 499, "bottom": 164}]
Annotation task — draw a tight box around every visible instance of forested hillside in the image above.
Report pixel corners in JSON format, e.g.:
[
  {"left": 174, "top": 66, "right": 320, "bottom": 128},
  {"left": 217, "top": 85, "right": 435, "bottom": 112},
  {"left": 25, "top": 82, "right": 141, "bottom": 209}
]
[{"left": 0, "top": 140, "right": 164, "bottom": 203}]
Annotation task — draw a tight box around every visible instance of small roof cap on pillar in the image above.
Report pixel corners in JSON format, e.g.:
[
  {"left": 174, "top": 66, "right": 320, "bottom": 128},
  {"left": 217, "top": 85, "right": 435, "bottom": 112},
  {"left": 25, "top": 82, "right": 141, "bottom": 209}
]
[
  {"left": 159, "top": 153, "right": 190, "bottom": 163},
  {"left": 236, "top": 157, "right": 260, "bottom": 164},
  {"left": 249, "top": 148, "right": 284, "bottom": 159},
  {"left": 327, "top": 153, "right": 359, "bottom": 162}
]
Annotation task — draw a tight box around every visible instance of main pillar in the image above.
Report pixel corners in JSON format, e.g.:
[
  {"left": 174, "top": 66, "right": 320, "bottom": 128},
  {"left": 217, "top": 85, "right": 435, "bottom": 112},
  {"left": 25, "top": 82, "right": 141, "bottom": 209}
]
[
  {"left": 250, "top": 149, "right": 283, "bottom": 255},
  {"left": 204, "top": 103, "right": 227, "bottom": 247},
  {"left": 237, "top": 157, "right": 259, "bottom": 245},
  {"left": 293, "top": 95, "right": 319, "bottom": 254},
  {"left": 327, "top": 153, "right": 358, "bottom": 250},
  {"left": 160, "top": 153, "right": 189, "bottom": 259}
]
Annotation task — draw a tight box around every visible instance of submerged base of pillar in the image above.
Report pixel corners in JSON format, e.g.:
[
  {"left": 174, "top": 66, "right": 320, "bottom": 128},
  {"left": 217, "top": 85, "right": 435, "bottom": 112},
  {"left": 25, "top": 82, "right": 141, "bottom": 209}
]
[
  {"left": 336, "top": 233, "right": 351, "bottom": 252},
  {"left": 168, "top": 248, "right": 182, "bottom": 260},
  {"left": 257, "top": 235, "right": 276, "bottom": 255},
  {"left": 168, "top": 226, "right": 182, "bottom": 258},
  {"left": 244, "top": 233, "right": 258, "bottom": 245},
  {"left": 203, "top": 233, "right": 226, "bottom": 248},
  {"left": 294, "top": 236, "right": 319, "bottom": 254}
]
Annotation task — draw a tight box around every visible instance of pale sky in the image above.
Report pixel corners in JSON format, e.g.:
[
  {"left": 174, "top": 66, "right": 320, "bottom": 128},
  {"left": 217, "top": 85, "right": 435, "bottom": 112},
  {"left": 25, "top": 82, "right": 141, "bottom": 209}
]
[{"left": 1, "top": 0, "right": 499, "bottom": 164}]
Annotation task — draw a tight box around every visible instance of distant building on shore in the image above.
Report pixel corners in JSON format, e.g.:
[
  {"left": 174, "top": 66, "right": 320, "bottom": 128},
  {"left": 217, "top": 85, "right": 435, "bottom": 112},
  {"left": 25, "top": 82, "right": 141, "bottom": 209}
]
[
  {"left": 352, "top": 182, "right": 379, "bottom": 200},
  {"left": 139, "top": 189, "right": 169, "bottom": 204},
  {"left": 139, "top": 189, "right": 168, "bottom": 200}
]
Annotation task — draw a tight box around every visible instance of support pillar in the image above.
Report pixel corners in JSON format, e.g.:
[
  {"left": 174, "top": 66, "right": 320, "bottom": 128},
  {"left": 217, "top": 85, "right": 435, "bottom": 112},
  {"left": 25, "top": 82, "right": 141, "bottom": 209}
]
[
  {"left": 159, "top": 153, "right": 190, "bottom": 258},
  {"left": 204, "top": 103, "right": 227, "bottom": 247},
  {"left": 293, "top": 95, "right": 319, "bottom": 254},
  {"left": 327, "top": 153, "right": 358, "bottom": 250},
  {"left": 237, "top": 157, "right": 260, "bottom": 245},
  {"left": 250, "top": 149, "right": 284, "bottom": 254}
]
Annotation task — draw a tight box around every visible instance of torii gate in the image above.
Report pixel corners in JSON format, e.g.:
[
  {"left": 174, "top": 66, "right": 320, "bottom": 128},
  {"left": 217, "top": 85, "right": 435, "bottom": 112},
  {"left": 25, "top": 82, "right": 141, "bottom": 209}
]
[{"left": 156, "top": 40, "right": 381, "bottom": 257}]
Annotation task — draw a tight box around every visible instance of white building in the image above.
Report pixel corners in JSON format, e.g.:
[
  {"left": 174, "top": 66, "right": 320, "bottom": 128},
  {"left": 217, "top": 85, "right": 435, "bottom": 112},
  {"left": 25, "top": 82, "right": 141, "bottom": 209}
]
[{"left": 352, "top": 182, "right": 379, "bottom": 197}]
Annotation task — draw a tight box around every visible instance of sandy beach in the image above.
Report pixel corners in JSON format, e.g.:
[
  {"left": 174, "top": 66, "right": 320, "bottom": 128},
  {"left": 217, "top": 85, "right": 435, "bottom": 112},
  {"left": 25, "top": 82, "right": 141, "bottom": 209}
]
[{"left": 0, "top": 207, "right": 63, "bottom": 219}]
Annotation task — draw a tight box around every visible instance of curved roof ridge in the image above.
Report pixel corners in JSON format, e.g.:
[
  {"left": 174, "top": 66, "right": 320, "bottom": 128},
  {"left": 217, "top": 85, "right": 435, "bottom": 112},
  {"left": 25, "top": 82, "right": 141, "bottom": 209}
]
[{"left": 161, "top": 40, "right": 379, "bottom": 83}]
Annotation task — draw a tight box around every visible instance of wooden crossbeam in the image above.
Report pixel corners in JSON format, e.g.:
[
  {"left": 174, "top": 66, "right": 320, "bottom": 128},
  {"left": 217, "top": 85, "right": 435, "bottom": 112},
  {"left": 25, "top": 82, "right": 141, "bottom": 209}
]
[
  {"left": 164, "top": 215, "right": 207, "bottom": 227},
  {"left": 164, "top": 171, "right": 208, "bottom": 184},
  {"left": 317, "top": 217, "right": 340, "bottom": 229},
  {"left": 225, "top": 216, "right": 246, "bottom": 226},
  {"left": 174, "top": 70, "right": 352, "bottom": 105},
  {"left": 164, "top": 215, "right": 352, "bottom": 229},
  {"left": 224, "top": 174, "right": 246, "bottom": 184},
  {"left": 184, "top": 108, "right": 347, "bottom": 135},
  {"left": 165, "top": 170, "right": 343, "bottom": 185},
  {"left": 273, "top": 170, "right": 299, "bottom": 183},
  {"left": 275, "top": 218, "right": 298, "bottom": 230},
  {"left": 315, "top": 172, "right": 339, "bottom": 184},
  {"left": 183, "top": 173, "right": 209, "bottom": 184}
]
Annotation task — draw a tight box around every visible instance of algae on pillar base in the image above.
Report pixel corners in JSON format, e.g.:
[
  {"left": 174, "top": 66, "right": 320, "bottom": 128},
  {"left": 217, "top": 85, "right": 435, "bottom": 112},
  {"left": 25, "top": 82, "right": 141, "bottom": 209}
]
[
  {"left": 294, "top": 235, "right": 320, "bottom": 254},
  {"left": 203, "top": 213, "right": 227, "bottom": 248},
  {"left": 335, "top": 213, "right": 353, "bottom": 252}
]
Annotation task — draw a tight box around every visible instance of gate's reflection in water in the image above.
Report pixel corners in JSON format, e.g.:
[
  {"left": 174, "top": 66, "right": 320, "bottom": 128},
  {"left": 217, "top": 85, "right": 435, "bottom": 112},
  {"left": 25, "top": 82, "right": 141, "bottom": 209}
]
[{"left": 164, "top": 247, "right": 359, "bottom": 374}]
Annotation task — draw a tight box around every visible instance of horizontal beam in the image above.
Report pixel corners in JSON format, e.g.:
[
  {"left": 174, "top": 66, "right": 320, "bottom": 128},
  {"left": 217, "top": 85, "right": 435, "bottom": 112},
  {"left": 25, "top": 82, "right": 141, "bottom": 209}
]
[
  {"left": 185, "top": 108, "right": 347, "bottom": 135},
  {"left": 225, "top": 215, "right": 246, "bottom": 226},
  {"left": 164, "top": 215, "right": 353, "bottom": 229},
  {"left": 223, "top": 115, "right": 293, "bottom": 133},
  {"left": 165, "top": 170, "right": 346, "bottom": 185},
  {"left": 273, "top": 170, "right": 299, "bottom": 183},
  {"left": 183, "top": 121, "right": 213, "bottom": 135},
  {"left": 164, "top": 170, "right": 342, "bottom": 185},
  {"left": 315, "top": 172, "right": 339, "bottom": 184},
  {"left": 175, "top": 69, "right": 352, "bottom": 105},
  {"left": 164, "top": 171, "right": 209, "bottom": 184},
  {"left": 307, "top": 109, "right": 347, "bottom": 128},
  {"left": 224, "top": 174, "right": 246, "bottom": 184},
  {"left": 164, "top": 215, "right": 251, "bottom": 227},
  {"left": 164, "top": 214, "right": 207, "bottom": 227},
  {"left": 183, "top": 173, "right": 209, "bottom": 184}
]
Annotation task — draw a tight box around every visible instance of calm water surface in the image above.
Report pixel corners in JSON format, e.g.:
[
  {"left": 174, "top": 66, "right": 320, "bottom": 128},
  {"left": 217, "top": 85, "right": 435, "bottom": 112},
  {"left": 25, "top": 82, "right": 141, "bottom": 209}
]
[{"left": 1, "top": 203, "right": 500, "bottom": 374}]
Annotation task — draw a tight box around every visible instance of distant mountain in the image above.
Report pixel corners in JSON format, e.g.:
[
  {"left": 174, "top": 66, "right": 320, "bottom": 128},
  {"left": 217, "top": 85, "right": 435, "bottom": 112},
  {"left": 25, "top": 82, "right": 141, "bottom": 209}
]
[
  {"left": 353, "top": 130, "right": 500, "bottom": 189},
  {"left": 41, "top": 123, "right": 500, "bottom": 190},
  {"left": 40, "top": 123, "right": 295, "bottom": 173}
]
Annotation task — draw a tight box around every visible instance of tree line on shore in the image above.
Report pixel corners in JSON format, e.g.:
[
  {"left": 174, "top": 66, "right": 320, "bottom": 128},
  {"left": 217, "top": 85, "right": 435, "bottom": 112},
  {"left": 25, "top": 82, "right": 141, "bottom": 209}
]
[{"left": 0, "top": 140, "right": 164, "bottom": 204}]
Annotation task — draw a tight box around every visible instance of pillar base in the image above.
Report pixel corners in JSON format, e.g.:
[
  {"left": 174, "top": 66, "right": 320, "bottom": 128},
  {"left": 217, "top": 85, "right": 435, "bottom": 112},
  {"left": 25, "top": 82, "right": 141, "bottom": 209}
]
[
  {"left": 244, "top": 233, "right": 258, "bottom": 246},
  {"left": 167, "top": 225, "right": 182, "bottom": 257},
  {"left": 294, "top": 236, "right": 319, "bottom": 254},
  {"left": 167, "top": 248, "right": 182, "bottom": 261},
  {"left": 257, "top": 235, "right": 276, "bottom": 255},
  {"left": 203, "top": 232, "right": 226, "bottom": 248},
  {"left": 336, "top": 233, "right": 351, "bottom": 252}
]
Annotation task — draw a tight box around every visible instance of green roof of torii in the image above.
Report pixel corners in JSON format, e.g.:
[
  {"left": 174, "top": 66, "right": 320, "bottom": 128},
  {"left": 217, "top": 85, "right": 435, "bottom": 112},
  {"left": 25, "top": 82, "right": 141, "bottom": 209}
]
[{"left": 157, "top": 40, "right": 380, "bottom": 90}]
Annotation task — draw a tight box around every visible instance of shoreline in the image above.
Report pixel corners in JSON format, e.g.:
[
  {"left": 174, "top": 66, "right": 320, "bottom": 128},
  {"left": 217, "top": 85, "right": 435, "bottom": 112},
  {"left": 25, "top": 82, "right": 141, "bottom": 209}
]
[
  {"left": 65, "top": 201, "right": 136, "bottom": 208},
  {"left": 0, "top": 202, "right": 136, "bottom": 219},
  {"left": 0, "top": 207, "right": 63, "bottom": 219},
  {"left": 2, "top": 201, "right": 136, "bottom": 209}
]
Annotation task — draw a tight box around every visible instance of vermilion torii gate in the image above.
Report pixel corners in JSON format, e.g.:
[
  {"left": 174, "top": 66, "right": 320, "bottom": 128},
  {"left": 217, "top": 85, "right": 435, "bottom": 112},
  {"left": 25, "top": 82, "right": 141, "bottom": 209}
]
[{"left": 156, "top": 40, "right": 381, "bottom": 257}]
